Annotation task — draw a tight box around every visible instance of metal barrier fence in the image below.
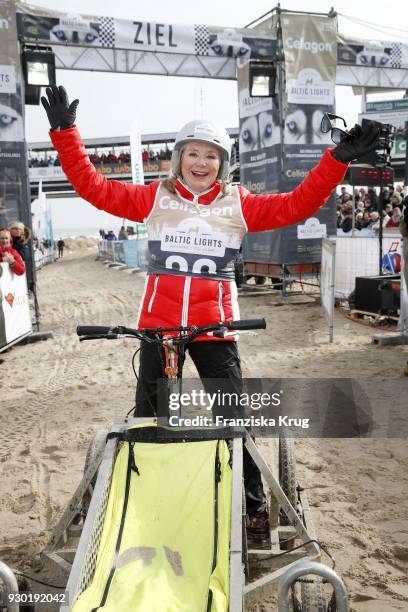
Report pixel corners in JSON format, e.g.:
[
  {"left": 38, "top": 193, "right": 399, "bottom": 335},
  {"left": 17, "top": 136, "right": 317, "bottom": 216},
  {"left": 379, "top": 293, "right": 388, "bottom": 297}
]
[
  {"left": 98, "top": 239, "right": 149, "bottom": 269},
  {"left": 400, "top": 253, "right": 408, "bottom": 337},
  {"left": 34, "top": 247, "right": 57, "bottom": 270},
  {"left": 321, "top": 238, "right": 336, "bottom": 343},
  {"left": 335, "top": 234, "right": 402, "bottom": 298}
]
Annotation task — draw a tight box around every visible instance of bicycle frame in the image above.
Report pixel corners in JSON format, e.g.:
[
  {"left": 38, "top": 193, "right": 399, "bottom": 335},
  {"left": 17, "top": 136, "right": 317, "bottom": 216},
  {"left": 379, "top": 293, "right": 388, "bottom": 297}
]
[{"left": 77, "top": 319, "right": 266, "bottom": 420}]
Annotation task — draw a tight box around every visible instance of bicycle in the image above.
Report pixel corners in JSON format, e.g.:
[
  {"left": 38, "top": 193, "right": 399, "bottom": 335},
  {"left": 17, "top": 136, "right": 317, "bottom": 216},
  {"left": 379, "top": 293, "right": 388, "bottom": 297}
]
[
  {"left": 40, "top": 318, "right": 347, "bottom": 611},
  {"left": 77, "top": 317, "right": 267, "bottom": 421}
]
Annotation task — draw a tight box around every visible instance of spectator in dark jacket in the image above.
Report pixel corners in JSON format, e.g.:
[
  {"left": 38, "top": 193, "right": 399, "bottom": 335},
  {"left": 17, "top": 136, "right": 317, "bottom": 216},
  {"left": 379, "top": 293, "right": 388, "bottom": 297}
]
[
  {"left": 57, "top": 238, "right": 65, "bottom": 258},
  {"left": 118, "top": 226, "right": 128, "bottom": 240},
  {"left": 8, "top": 221, "right": 31, "bottom": 267}
]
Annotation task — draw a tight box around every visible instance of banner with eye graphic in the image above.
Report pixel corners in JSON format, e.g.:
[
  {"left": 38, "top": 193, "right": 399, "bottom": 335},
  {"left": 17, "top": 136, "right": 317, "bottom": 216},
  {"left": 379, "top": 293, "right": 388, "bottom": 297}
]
[
  {"left": 279, "top": 13, "right": 337, "bottom": 262},
  {"left": 238, "top": 13, "right": 337, "bottom": 265},
  {"left": 16, "top": 8, "right": 276, "bottom": 79},
  {"left": 0, "top": 0, "right": 30, "bottom": 239}
]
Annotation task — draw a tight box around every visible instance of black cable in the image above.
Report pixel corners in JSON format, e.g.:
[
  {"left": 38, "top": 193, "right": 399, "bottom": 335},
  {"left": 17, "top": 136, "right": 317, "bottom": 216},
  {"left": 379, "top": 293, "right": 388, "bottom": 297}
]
[
  {"left": 126, "top": 339, "right": 165, "bottom": 418},
  {"left": 338, "top": 13, "right": 408, "bottom": 41},
  {"left": 338, "top": 11, "right": 408, "bottom": 34},
  {"left": 12, "top": 570, "right": 65, "bottom": 590},
  {"left": 257, "top": 538, "right": 336, "bottom": 570}
]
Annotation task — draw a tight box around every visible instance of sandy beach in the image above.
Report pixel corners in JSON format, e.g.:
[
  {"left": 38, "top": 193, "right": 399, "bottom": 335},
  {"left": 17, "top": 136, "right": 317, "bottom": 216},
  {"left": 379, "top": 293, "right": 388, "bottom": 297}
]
[{"left": 1, "top": 241, "right": 407, "bottom": 611}]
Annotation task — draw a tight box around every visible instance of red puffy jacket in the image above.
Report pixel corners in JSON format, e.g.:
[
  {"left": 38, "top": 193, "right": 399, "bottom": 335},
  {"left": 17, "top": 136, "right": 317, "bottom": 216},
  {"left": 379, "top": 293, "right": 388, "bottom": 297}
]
[
  {"left": 0, "top": 246, "right": 25, "bottom": 276},
  {"left": 50, "top": 127, "right": 347, "bottom": 338}
]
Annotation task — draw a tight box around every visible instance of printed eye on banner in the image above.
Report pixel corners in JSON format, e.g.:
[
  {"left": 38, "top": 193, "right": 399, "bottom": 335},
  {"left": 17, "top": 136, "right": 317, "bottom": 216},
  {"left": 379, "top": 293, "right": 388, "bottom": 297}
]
[
  {"left": 17, "top": 13, "right": 99, "bottom": 45},
  {"left": 337, "top": 42, "right": 398, "bottom": 68},
  {"left": 207, "top": 27, "right": 277, "bottom": 62}
]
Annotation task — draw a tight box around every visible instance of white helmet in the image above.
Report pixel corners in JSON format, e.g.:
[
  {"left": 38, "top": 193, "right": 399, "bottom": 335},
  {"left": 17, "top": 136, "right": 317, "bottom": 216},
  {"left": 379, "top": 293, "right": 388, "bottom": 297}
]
[{"left": 170, "top": 120, "right": 232, "bottom": 181}]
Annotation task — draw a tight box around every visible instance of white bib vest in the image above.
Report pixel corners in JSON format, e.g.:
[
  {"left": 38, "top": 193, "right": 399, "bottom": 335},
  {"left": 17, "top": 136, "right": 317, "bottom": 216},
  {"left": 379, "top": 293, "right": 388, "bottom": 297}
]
[{"left": 146, "top": 183, "right": 247, "bottom": 280}]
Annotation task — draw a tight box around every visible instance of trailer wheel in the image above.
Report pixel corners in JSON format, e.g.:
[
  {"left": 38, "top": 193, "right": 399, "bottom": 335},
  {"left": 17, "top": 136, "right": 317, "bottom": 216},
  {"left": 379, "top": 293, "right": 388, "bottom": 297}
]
[
  {"left": 279, "top": 433, "right": 303, "bottom": 611},
  {"left": 255, "top": 276, "right": 266, "bottom": 285},
  {"left": 300, "top": 579, "right": 326, "bottom": 612},
  {"left": 17, "top": 575, "right": 35, "bottom": 612},
  {"left": 279, "top": 434, "right": 297, "bottom": 526},
  {"left": 234, "top": 260, "right": 244, "bottom": 288}
]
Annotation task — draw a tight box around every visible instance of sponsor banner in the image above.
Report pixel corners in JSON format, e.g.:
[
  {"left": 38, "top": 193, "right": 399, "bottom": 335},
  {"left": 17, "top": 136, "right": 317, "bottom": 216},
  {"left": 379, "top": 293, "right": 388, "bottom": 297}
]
[
  {"left": 338, "top": 38, "right": 408, "bottom": 70},
  {"left": 0, "top": 2, "right": 23, "bottom": 145},
  {"left": 0, "top": 63, "right": 16, "bottom": 94},
  {"left": 31, "top": 191, "right": 54, "bottom": 244},
  {"left": 29, "top": 160, "right": 171, "bottom": 181},
  {"left": 242, "top": 214, "right": 331, "bottom": 265},
  {"left": 0, "top": 0, "right": 32, "bottom": 286},
  {"left": 366, "top": 99, "right": 408, "bottom": 113},
  {"left": 112, "top": 241, "right": 126, "bottom": 264},
  {"left": 99, "top": 239, "right": 148, "bottom": 269},
  {"left": 359, "top": 99, "right": 408, "bottom": 159},
  {"left": 281, "top": 13, "right": 337, "bottom": 105},
  {"left": 130, "top": 118, "right": 145, "bottom": 185},
  {"left": 29, "top": 166, "right": 66, "bottom": 180},
  {"left": 237, "top": 61, "right": 281, "bottom": 195},
  {"left": 298, "top": 217, "right": 327, "bottom": 240},
  {"left": 0, "top": 263, "right": 32, "bottom": 351},
  {"left": 263, "top": 13, "right": 337, "bottom": 264},
  {"left": 17, "top": 8, "right": 275, "bottom": 60},
  {"left": 238, "top": 14, "right": 336, "bottom": 266}
]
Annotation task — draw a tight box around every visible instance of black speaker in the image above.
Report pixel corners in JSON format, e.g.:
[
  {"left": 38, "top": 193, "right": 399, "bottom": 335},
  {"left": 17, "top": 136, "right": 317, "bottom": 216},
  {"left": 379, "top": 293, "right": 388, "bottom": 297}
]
[{"left": 354, "top": 275, "right": 400, "bottom": 314}]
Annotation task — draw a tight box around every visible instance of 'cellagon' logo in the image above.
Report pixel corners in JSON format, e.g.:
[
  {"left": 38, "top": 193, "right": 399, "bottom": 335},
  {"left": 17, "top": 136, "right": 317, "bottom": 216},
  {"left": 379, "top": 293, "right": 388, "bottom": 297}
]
[
  {"left": 159, "top": 196, "right": 232, "bottom": 218},
  {"left": 0, "top": 17, "right": 9, "bottom": 29},
  {"left": 286, "top": 38, "right": 332, "bottom": 54}
]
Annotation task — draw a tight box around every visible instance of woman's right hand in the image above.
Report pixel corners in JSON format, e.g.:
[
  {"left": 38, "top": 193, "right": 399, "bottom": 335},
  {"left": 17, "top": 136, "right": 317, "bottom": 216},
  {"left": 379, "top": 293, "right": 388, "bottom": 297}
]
[
  {"left": 3, "top": 253, "right": 14, "bottom": 265},
  {"left": 41, "top": 85, "right": 79, "bottom": 131}
]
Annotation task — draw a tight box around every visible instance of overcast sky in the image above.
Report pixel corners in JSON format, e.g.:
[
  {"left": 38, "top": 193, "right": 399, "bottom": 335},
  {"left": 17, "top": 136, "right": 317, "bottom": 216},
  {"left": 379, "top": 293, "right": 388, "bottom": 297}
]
[{"left": 21, "top": 0, "right": 408, "bottom": 232}]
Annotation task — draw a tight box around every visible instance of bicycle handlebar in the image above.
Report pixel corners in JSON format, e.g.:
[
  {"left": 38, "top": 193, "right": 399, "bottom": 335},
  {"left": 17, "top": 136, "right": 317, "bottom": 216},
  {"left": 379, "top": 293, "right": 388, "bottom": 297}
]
[
  {"left": 226, "top": 319, "right": 266, "bottom": 331},
  {"left": 76, "top": 319, "right": 266, "bottom": 341},
  {"left": 76, "top": 325, "right": 117, "bottom": 336}
]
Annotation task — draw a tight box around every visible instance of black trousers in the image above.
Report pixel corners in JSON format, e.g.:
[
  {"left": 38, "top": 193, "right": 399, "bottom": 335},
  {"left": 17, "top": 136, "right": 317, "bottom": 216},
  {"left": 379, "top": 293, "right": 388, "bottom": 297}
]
[{"left": 134, "top": 339, "right": 266, "bottom": 515}]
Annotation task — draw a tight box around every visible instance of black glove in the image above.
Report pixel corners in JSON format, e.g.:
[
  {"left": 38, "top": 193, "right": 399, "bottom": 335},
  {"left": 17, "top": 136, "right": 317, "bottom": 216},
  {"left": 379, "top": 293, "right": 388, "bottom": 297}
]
[
  {"left": 41, "top": 85, "right": 79, "bottom": 131},
  {"left": 332, "top": 123, "right": 380, "bottom": 164}
]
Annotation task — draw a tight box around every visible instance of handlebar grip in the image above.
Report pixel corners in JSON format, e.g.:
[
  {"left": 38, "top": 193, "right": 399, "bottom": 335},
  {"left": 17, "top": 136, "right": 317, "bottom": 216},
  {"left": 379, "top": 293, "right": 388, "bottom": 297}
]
[
  {"left": 76, "top": 325, "right": 115, "bottom": 336},
  {"left": 226, "top": 318, "right": 266, "bottom": 331}
]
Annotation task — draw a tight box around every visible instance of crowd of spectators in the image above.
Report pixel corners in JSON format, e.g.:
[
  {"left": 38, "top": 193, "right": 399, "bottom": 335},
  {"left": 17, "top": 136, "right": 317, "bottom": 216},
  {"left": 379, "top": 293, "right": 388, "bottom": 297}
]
[
  {"left": 142, "top": 147, "right": 172, "bottom": 162},
  {"left": 337, "top": 184, "right": 407, "bottom": 233},
  {"left": 29, "top": 155, "right": 61, "bottom": 168},
  {"left": 29, "top": 144, "right": 174, "bottom": 169},
  {"left": 28, "top": 139, "right": 241, "bottom": 171}
]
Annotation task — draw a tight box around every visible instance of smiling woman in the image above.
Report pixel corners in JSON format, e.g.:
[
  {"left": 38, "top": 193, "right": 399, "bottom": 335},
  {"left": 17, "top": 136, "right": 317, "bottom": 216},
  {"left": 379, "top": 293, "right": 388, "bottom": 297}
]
[
  {"left": 42, "top": 84, "right": 379, "bottom": 544},
  {"left": 179, "top": 142, "right": 221, "bottom": 193}
]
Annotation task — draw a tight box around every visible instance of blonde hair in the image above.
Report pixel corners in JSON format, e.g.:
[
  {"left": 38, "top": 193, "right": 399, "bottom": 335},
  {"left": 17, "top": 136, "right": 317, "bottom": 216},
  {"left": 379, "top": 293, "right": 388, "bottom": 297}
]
[{"left": 161, "top": 145, "right": 231, "bottom": 196}]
